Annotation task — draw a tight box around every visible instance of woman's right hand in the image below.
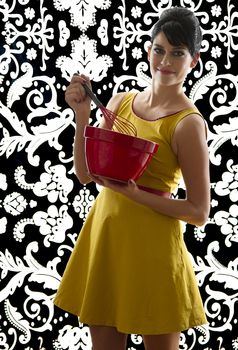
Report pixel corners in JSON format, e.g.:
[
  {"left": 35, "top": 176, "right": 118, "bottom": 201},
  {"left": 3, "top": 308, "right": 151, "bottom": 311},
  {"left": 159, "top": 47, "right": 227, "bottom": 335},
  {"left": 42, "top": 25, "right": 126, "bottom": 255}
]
[{"left": 65, "top": 73, "right": 91, "bottom": 122}]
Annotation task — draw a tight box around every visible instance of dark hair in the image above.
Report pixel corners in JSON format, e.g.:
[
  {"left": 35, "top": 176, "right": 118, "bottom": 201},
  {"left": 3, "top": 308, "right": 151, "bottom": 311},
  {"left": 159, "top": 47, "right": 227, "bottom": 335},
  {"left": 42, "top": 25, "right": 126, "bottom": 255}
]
[{"left": 150, "top": 7, "right": 202, "bottom": 57}]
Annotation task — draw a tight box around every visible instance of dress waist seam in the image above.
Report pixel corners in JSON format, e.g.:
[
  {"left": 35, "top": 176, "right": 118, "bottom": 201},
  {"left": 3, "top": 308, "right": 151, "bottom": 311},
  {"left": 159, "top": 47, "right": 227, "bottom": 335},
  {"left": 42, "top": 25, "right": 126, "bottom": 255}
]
[{"left": 137, "top": 185, "right": 171, "bottom": 198}]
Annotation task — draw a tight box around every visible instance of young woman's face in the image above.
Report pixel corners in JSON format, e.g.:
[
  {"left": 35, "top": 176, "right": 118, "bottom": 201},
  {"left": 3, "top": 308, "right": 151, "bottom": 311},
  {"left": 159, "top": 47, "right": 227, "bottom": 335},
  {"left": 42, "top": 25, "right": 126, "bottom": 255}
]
[{"left": 148, "top": 31, "right": 199, "bottom": 87}]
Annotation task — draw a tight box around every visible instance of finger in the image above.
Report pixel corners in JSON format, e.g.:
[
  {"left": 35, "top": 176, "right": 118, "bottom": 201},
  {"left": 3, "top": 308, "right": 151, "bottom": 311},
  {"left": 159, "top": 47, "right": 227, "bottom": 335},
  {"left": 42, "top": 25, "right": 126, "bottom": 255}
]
[
  {"left": 71, "top": 75, "right": 87, "bottom": 85},
  {"left": 128, "top": 179, "right": 138, "bottom": 191},
  {"left": 72, "top": 73, "right": 90, "bottom": 85},
  {"left": 128, "top": 179, "right": 136, "bottom": 186},
  {"left": 68, "top": 82, "right": 91, "bottom": 104},
  {"left": 90, "top": 175, "right": 105, "bottom": 186},
  {"left": 65, "top": 89, "right": 84, "bottom": 104},
  {"left": 80, "top": 73, "right": 90, "bottom": 82},
  {"left": 65, "top": 93, "right": 82, "bottom": 106},
  {"left": 70, "top": 74, "right": 92, "bottom": 103},
  {"left": 65, "top": 84, "right": 87, "bottom": 102}
]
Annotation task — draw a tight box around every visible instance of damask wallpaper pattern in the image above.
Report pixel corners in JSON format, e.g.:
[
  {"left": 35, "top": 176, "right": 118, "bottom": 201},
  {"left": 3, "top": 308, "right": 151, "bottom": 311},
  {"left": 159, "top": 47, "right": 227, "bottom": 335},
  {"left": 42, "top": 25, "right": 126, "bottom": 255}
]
[{"left": 0, "top": 0, "right": 237, "bottom": 349}]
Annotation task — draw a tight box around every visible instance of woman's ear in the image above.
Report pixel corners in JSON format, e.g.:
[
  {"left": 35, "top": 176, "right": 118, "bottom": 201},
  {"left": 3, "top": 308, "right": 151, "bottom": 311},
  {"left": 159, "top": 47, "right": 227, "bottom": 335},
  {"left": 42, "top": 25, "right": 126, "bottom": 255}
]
[
  {"left": 147, "top": 45, "right": 152, "bottom": 61},
  {"left": 190, "top": 52, "right": 200, "bottom": 68}
]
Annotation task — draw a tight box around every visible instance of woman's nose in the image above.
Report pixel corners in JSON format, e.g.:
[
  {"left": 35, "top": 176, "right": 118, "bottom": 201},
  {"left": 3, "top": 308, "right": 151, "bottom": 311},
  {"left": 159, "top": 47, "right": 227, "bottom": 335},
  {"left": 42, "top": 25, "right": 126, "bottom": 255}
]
[{"left": 160, "top": 54, "right": 171, "bottom": 66}]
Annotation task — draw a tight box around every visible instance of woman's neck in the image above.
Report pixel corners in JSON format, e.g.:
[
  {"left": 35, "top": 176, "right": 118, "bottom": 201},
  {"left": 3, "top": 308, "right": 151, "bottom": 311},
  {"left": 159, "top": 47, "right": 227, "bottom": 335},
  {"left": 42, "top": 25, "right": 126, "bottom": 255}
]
[{"left": 148, "top": 82, "right": 187, "bottom": 108}]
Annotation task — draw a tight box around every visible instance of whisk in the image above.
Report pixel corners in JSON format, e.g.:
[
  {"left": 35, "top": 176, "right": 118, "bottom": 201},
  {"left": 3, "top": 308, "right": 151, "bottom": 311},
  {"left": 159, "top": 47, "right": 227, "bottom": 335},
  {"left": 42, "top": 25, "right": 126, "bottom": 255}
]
[{"left": 83, "top": 83, "right": 137, "bottom": 136}]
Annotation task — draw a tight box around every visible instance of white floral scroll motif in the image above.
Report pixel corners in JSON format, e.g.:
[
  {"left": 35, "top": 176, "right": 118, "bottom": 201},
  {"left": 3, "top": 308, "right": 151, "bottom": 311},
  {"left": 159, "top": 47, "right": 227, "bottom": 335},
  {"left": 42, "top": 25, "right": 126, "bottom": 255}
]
[
  {"left": 7, "top": 62, "right": 33, "bottom": 108},
  {"left": 112, "top": 62, "right": 151, "bottom": 96},
  {"left": 3, "top": 192, "right": 27, "bottom": 216},
  {"left": 0, "top": 241, "right": 62, "bottom": 301},
  {"left": 179, "top": 325, "right": 210, "bottom": 349},
  {"left": 97, "top": 19, "right": 109, "bottom": 46},
  {"left": 0, "top": 173, "right": 8, "bottom": 190},
  {"left": 193, "top": 241, "right": 238, "bottom": 290},
  {"left": 113, "top": 3, "right": 151, "bottom": 71},
  {"left": 33, "top": 205, "right": 73, "bottom": 247},
  {"left": 53, "top": 323, "right": 92, "bottom": 350},
  {"left": 209, "top": 75, "right": 238, "bottom": 122},
  {"left": 135, "top": 61, "right": 152, "bottom": 87},
  {"left": 131, "top": 334, "right": 143, "bottom": 345},
  {"left": 211, "top": 5, "right": 222, "bottom": 17},
  {"left": 72, "top": 186, "right": 95, "bottom": 221},
  {"left": 0, "top": 66, "right": 74, "bottom": 166},
  {"left": 3, "top": 296, "right": 53, "bottom": 344},
  {"left": 132, "top": 47, "right": 143, "bottom": 60},
  {"left": 4, "top": 299, "right": 31, "bottom": 344},
  {"left": 38, "top": 336, "right": 47, "bottom": 350},
  {"left": 233, "top": 337, "right": 238, "bottom": 350},
  {"left": 191, "top": 67, "right": 238, "bottom": 166},
  {"left": 194, "top": 223, "right": 208, "bottom": 242},
  {"left": 0, "top": 217, "right": 7, "bottom": 234},
  {"left": 0, "top": 112, "right": 32, "bottom": 165},
  {"left": 192, "top": 241, "right": 238, "bottom": 332},
  {"left": 213, "top": 204, "right": 238, "bottom": 247},
  {"left": 211, "top": 46, "right": 222, "bottom": 59},
  {"left": 202, "top": 0, "right": 238, "bottom": 69},
  {"left": 53, "top": 0, "right": 111, "bottom": 31},
  {"left": 3, "top": 0, "right": 54, "bottom": 71},
  {"left": 0, "top": 45, "right": 11, "bottom": 84},
  {"left": 195, "top": 325, "right": 210, "bottom": 345},
  {"left": 0, "top": 43, "right": 25, "bottom": 84},
  {"left": 131, "top": 6, "right": 142, "bottom": 19},
  {"left": 214, "top": 159, "right": 238, "bottom": 202},
  {"left": 26, "top": 48, "right": 37, "bottom": 61},
  {"left": 0, "top": 327, "right": 17, "bottom": 350},
  {"left": 4, "top": 288, "right": 55, "bottom": 343},
  {"left": 208, "top": 117, "right": 238, "bottom": 167},
  {"left": 14, "top": 160, "right": 73, "bottom": 205},
  {"left": 58, "top": 20, "right": 70, "bottom": 47},
  {"left": 204, "top": 284, "right": 237, "bottom": 332},
  {"left": 189, "top": 61, "right": 217, "bottom": 103},
  {"left": 14, "top": 166, "right": 34, "bottom": 191},
  {"left": 33, "top": 161, "right": 74, "bottom": 203},
  {"left": 213, "top": 116, "right": 238, "bottom": 148},
  {"left": 24, "top": 7, "right": 35, "bottom": 20},
  {"left": 13, "top": 218, "right": 34, "bottom": 242},
  {"left": 208, "top": 118, "right": 238, "bottom": 166},
  {"left": 56, "top": 34, "right": 113, "bottom": 82}
]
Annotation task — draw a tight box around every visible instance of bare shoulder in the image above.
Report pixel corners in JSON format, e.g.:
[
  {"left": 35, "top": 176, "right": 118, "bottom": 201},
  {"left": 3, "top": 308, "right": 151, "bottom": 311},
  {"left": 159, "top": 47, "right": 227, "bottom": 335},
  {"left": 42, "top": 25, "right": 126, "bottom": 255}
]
[
  {"left": 172, "top": 113, "right": 207, "bottom": 155},
  {"left": 175, "top": 113, "right": 207, "bottom": 138},
  {"left": 106, "top": 92, "right": 128, "bottom": 112}
]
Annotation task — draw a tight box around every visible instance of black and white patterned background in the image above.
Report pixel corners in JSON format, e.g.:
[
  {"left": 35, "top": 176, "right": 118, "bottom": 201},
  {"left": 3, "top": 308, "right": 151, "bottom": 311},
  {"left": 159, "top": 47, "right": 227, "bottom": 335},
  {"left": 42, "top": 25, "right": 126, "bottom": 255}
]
[{"left": 0, "top": 0, "right": 237, "bottom": 349}]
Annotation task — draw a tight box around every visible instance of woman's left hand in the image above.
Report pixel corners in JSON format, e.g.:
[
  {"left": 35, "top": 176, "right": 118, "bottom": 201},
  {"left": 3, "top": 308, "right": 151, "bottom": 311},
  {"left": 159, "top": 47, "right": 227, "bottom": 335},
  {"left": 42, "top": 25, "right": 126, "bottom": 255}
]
[{"left": 90, "top": 175, "right": 139, "bottom": 198}]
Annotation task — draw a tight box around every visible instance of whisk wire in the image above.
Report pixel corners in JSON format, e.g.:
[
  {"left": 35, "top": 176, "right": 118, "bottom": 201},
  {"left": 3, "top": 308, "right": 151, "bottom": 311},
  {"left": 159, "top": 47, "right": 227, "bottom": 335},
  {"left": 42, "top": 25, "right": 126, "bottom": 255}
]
[{"left": 83, "top": 83, "right": 137, "bottom": 136}]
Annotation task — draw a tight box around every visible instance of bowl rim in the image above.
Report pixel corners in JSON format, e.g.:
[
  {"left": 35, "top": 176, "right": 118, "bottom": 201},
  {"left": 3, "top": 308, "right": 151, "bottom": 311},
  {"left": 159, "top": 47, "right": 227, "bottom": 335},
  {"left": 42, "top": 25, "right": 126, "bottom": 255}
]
[{"left": 84, "top": 125, "right": 159, "bottom": 153}]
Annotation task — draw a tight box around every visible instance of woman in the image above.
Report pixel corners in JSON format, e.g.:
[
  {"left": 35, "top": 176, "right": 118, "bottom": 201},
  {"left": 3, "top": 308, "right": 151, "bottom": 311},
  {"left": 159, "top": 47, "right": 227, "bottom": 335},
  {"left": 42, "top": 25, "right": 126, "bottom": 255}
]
[{"left": 54, "top": 7, "right": 210, "bottom": 350}]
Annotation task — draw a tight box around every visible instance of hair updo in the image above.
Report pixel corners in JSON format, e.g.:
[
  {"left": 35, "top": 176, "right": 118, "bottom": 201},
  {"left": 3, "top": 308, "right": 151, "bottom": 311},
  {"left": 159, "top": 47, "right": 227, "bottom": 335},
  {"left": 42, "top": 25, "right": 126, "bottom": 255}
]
[{"left": 150, "top": 7, "right": 202, "bottom": 57}]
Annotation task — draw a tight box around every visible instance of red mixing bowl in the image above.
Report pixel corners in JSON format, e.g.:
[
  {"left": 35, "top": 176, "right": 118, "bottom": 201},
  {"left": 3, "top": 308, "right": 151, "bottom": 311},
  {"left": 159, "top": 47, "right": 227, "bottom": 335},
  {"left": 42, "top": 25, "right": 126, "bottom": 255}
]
[{"left": 84, "top": 126, "right": 159, "bottom": 182}]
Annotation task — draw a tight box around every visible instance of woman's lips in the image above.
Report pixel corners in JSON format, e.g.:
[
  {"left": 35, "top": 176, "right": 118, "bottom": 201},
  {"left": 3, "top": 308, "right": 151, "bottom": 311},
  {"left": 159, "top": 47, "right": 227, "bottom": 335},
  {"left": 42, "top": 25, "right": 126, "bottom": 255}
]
[{"left": 158, "top": 68, "right": 175, "bottom": 75}]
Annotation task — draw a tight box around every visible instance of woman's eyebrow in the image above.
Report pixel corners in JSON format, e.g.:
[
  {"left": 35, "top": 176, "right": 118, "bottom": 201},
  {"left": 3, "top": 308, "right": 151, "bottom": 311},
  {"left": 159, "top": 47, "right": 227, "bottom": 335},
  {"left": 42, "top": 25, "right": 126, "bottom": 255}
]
[
  {"left": 153, "top": 43, "right": 186, "bottom": 49},
  {"left": 153, "top": 44, "right": 163, "bottom": 48}
]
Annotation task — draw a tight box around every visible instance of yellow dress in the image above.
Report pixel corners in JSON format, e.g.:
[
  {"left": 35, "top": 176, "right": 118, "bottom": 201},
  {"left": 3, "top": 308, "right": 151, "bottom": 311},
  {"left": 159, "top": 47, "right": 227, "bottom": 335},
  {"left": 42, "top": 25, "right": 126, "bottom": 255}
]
[{"left": 54, "top": 92, "right": 208, "bottom": 335}]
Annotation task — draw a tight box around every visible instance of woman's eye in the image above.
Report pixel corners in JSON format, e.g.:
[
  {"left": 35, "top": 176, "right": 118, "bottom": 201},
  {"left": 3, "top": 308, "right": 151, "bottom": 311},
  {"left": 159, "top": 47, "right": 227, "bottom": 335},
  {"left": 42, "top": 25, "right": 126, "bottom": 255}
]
[
  {"left": 173, "top": 51, "right": 184, "bottom": 57},
  {"left": 154, "top": 48, "right": 164, "bottom": 54}
]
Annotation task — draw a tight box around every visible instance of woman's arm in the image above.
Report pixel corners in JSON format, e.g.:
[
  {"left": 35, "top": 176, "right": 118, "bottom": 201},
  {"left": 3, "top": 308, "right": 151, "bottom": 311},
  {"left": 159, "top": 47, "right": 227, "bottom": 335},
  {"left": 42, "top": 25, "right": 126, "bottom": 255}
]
[
  {"left": 95, "top": 113, "right": 210, "bottom": 226},
  {"left": 65, "top": 74, "right": 92, "bottom": 185},
  {"left": 66, "top": 74, "right": 127, "bottom": 184}
]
